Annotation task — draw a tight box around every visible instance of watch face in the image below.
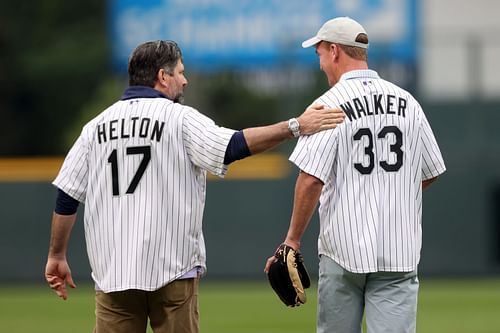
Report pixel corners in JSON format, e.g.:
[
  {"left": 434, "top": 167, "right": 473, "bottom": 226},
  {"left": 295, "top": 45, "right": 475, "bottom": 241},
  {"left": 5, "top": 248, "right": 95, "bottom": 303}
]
[{"left": 289, "top": 118, "right": 300, "bottom": 136}]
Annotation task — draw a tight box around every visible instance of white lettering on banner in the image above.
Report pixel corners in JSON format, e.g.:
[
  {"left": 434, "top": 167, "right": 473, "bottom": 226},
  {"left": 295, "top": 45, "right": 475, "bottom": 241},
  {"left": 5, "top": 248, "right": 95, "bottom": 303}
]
[
  {"left": 118, "top": 9, "right": 321, "bottom": 54},
  {"left": 111, "top": 0, "right": 416, "bottom": 68}
]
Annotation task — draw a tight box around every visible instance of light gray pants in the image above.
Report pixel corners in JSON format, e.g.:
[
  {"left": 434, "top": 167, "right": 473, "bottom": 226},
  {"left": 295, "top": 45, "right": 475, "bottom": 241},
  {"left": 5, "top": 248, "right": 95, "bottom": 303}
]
[{"left": 317, "top": 255, "right": 419, "bottom": 333}]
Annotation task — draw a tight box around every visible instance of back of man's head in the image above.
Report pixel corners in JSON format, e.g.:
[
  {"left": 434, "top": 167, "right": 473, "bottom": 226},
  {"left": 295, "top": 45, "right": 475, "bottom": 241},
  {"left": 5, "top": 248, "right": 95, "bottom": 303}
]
[{"left": 128, "top": 40, "right": 183, "bottom": 87}]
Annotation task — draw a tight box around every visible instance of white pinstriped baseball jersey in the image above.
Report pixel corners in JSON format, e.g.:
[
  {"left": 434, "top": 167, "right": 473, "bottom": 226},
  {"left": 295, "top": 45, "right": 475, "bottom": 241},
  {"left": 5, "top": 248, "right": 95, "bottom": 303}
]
[
  {"left": 53, "top": 88, "right": 235, "bottom": 292},
  {"left": 290, "top": 70, "right": 446, "bottom": 273}
]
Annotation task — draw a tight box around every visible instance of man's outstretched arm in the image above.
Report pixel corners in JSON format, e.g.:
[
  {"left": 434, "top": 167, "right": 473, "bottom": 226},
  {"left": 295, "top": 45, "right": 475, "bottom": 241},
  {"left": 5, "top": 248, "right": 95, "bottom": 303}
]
[{"left": 243, "top": 104, "right": 344, "bottom": 155}]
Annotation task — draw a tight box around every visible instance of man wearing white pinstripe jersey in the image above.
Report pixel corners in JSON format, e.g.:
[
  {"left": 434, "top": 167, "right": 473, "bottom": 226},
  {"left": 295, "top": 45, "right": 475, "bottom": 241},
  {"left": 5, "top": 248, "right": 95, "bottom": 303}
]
[
  {"left": 44, "top": 40, "right": 345, "bottom": 333},
  {"left": 265, "top": 17, "right": 446, "bottom": 333}
]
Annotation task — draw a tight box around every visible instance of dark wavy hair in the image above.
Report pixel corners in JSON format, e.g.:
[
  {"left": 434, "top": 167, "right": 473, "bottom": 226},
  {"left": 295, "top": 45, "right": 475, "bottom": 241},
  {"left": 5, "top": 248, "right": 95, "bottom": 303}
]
[{"left": 128, "top": 40, "right": 183, "bottom": 87}]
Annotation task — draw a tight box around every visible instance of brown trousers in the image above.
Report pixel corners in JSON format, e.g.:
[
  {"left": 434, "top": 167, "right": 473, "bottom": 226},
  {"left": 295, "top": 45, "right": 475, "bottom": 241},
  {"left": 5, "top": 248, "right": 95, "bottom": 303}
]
[{"left": 94, "top": 278, "right": 199, "bottom": 333}]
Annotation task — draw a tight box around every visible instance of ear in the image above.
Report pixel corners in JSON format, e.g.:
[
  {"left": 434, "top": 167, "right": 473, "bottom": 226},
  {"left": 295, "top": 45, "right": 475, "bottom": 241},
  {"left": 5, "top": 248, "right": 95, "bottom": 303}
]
[
  {"left": 156, "top": 68, "right": 168, "bottom": 87},
  {"left": 329, "top": 43, "right": 338, "bottom": 59},
  {"left": 157, "top": 68, "right": 165, "bottom": 82},
  {"left": 332, "top": 44, "right": 345, "bottom": 63}
]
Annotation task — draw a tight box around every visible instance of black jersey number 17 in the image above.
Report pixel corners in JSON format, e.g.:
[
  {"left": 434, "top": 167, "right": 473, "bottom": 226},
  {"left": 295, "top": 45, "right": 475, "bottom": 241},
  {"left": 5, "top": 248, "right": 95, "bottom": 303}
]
[{"left": 107, "top": 146, "right": 151, "bottom": 196}]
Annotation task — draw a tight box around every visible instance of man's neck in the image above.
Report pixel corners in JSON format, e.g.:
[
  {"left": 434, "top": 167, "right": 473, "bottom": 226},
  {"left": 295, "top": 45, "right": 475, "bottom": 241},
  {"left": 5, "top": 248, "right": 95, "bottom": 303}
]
[
  {"left": 332, "top": 61, "right": 369, "bottom": 85},
  {"left": 342, "top": 60, "right": 369, "bottom": 73}
]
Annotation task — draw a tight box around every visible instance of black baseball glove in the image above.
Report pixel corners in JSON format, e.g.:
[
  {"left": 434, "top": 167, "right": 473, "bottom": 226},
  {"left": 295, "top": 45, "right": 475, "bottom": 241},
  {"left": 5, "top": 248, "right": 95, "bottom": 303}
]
[{"left": 267, "top": 244, "right": 311, "bottom": 307}]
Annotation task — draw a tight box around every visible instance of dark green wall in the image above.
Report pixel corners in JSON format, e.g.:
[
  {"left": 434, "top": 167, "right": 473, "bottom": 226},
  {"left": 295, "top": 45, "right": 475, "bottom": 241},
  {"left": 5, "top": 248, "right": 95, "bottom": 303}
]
[
  {"left": 2, "top": 101, "right": 500, "bottom": 282},
  {"left": 417, "top": 101, "right": 500, "bottom": 276},
  {"left": 0, "top": 182, "right": 88, "bottom": 282}
]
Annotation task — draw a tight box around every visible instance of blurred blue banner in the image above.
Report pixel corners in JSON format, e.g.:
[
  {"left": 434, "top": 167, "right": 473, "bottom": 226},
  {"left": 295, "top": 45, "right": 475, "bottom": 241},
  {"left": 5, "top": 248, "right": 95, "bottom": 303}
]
[{"left": 109, "top": 0, "right": 417, "bottom": 71}]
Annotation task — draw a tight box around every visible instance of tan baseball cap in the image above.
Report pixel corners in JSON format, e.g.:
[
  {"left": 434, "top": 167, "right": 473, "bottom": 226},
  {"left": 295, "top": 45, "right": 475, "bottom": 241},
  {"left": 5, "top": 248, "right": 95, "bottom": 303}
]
[{"left": 302, "top": 17, "right": 369, "bottom": 49}]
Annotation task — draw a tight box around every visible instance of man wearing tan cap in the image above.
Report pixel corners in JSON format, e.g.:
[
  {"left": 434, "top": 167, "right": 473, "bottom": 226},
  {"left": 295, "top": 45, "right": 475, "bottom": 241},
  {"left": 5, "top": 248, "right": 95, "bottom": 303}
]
[{"left": 266, "top": 17, "right": 445, "bottom": 333}]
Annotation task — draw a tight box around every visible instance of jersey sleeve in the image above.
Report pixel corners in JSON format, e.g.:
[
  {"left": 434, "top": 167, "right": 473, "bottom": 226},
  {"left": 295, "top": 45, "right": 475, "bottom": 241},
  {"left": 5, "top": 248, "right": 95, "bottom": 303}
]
[
  {"left": 419, "top": 110, "right": 446, "bottom": 180},
  {"left": 289, "top": 128, "right": 339, "bottom": 184},
  {"left": 52, "top": 124, "right": 93, "bottom": 203},
  {"left": 182, "top": 108, "right": 236, "bottom": 177}
]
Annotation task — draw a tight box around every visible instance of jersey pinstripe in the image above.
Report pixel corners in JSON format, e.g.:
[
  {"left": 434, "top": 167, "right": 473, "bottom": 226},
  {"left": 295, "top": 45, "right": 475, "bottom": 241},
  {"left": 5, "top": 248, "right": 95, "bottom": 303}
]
[
  {"left": 289, "top": 70, "right": 446, "bottom": 273},
  {"left": 53, "top": 96, "right": 235, "bottom": 292}
]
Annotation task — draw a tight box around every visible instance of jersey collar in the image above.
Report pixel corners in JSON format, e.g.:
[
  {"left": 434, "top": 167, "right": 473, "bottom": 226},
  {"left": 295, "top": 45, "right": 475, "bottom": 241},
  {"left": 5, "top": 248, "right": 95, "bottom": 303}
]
[
  {"left": 340, "top": 69, "right": 380, "bottom": 81},
  {"left": 120, "top": 85, "right": 169, "bottom": 100}
]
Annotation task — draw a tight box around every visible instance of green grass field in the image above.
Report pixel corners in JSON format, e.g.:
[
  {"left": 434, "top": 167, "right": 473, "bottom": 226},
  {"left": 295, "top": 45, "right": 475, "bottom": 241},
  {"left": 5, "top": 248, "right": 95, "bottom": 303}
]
[{"left": 1, "top": 278, "right": 500, "bottom": 333}]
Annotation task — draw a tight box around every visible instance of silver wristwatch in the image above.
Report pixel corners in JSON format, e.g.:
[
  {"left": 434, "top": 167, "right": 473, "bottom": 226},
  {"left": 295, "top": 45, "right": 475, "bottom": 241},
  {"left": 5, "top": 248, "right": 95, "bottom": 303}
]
[{"left": 288, "top": 118, "right": 300, "bottom": 138}]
